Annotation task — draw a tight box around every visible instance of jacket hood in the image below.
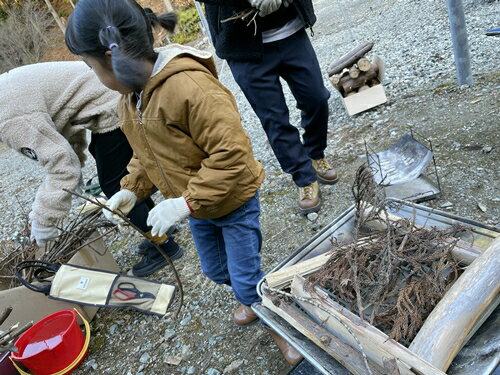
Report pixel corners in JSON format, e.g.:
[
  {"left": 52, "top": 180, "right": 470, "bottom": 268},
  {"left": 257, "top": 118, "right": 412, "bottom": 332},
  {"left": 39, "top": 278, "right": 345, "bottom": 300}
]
[{"left": 142, "top": 44, "right": 217, "bottom": 101}]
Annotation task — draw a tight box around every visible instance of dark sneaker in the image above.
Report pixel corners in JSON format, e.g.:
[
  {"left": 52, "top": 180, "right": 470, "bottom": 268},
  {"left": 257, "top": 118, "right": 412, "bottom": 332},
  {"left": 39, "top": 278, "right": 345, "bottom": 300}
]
[
  {"left": 298, "top": 181, "right": 321, "bottom": 215},
  {"left": 312, "top": 158, "right": 338, "bottom": 184},
  {"left": 132, "top": 239, "right": 184, "bottom": 277}
]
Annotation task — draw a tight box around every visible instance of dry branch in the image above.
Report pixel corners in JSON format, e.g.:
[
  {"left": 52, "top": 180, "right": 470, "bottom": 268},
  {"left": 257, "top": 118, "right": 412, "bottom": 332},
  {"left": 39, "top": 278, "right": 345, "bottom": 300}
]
[{"left": 65, "top": 190, "right": 185, "bottom": 318}]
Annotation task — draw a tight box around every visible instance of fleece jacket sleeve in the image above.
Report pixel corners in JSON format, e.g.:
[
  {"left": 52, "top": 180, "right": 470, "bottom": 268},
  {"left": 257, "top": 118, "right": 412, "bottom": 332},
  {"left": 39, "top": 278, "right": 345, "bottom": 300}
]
[{"left": 1, "top": 113, "right": 82, "bottom": 225}]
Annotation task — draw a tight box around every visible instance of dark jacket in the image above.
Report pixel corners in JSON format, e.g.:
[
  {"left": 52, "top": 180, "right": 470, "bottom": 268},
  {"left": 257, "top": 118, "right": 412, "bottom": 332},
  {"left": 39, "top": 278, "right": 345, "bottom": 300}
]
[{"left": 197, "top": 0, "right": 317, "bottom": 61}]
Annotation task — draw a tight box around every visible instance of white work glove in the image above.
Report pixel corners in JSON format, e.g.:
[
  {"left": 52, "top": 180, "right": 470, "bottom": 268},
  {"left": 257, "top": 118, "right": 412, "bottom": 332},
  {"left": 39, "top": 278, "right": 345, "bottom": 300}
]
[
  {"left": 30, "top": 220, "right": 59, "bottom": 247},
  {"left": 147, "top": 197, "right": 191, "bottom": 237},
  {"left": 259, "top": 0, "right": 282, "bottom": 16},
  {"left": 248, "top": 0, "right": 282, "bottom": 17},
  {"left": 103, "top": 189, "right": 137, "bottom": 224}
]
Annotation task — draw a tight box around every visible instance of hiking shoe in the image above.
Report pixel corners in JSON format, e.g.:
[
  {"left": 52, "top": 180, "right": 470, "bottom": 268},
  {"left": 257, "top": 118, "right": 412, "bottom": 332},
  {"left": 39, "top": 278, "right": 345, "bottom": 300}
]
[
  {"left": 132, "top": 239, "right": 184, "bottom": 277},
  {"left": 298, "top": 181, "right": 321, "bottom": 214},
  {"left": 312, "top": 158, "right": 338, "bottom": 184}
]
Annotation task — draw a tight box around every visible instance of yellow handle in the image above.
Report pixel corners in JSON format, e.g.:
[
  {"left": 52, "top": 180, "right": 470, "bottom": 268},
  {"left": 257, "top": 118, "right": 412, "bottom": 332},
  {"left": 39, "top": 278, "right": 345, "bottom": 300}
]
[
  {"left": 10, "top": 309, "right": 91, "bottom": 375},
  {"left": 145, "top": 231, "right": 168, "bottom": 244}
]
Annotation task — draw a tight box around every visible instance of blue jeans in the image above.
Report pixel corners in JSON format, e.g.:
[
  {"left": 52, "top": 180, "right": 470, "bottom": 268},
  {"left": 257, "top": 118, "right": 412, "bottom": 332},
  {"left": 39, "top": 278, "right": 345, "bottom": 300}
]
[{"left": 188, "top": 193, "right": 263, "bottom": 306}]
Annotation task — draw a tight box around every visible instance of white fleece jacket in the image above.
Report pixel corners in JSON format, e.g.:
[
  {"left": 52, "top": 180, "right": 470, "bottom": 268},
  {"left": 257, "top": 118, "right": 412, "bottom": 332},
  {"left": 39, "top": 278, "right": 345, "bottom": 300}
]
[{"left": 0, "top": 61, "right": 121, "bottom": 225}]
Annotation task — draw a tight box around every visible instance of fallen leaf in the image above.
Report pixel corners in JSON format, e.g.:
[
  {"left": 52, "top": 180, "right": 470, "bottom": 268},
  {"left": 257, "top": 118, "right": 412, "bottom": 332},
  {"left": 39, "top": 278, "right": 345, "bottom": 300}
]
[{"left": 469, "top": 99, "right": 481, "bottom": 104}]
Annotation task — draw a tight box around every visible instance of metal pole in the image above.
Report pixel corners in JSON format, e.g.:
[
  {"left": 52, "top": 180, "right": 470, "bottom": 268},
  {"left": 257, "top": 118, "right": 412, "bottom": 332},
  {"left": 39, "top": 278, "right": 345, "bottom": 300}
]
[
  {"left": 445, "top": 0, "right": 473, "bottom": 86},
  {"left": 195, "top": 1, "right": 212, "bottom": 43}
]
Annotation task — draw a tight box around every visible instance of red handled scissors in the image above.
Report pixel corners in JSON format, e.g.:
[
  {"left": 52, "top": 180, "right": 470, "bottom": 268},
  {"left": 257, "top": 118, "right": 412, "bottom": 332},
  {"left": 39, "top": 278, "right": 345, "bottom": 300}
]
[{"left": 112, "top": 282, "right": 155, "bottom": 301}]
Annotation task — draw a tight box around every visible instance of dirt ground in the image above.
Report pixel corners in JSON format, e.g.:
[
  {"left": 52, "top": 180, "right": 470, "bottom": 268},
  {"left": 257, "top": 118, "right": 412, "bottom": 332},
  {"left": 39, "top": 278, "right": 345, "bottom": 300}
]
[{"left": 1, "top": 0, "right": 498, "bottom": 374}]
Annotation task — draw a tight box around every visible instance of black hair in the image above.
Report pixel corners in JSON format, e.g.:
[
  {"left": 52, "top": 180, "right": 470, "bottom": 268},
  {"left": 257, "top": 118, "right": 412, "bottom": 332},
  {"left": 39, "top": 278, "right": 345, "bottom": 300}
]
[{"left": 65, "top": 0, "right": 177, "bottom": 91}]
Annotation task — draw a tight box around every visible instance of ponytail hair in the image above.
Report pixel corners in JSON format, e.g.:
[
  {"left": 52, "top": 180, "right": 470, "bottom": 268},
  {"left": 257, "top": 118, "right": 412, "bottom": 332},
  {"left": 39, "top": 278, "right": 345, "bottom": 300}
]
[{"left": 65, "top": 0, "right": 177, "bottom": 91}]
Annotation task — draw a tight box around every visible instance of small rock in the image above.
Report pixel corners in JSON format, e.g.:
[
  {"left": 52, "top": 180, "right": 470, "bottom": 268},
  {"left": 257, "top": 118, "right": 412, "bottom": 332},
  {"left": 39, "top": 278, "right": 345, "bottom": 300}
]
[
  {"left": 187, "top": 366, "right": 196, "bottom": 374},
  {"left": 477, "top": 203, "right": 487, "bottom": 213},
  {"left": 180, "top": 313, "right": 192, "bottom": 326},
  {"left": 86, "top": 359, "right": 98, "bottom": 370},
  {"left": 164, "top": 329, "right": 176, "bottom": 341},
  {"left": 109, "top": 324, "right": 118, "bottom": 335},
  {"left": 207, "top": 369, "right": 221, "bottom": 375},
  {"left": 481, "top": 146, "right": 493, "bottom": 153},
  {"left": 307, "top": 212, "right": 319, "bottom": 222},
  {"left": 440, "top": 201, "right": 453, "bottom": 209},
  {"left": 139, "top": 352, "right": 151, "bottom": 364},
  {"left": 164, "top": 355, "right": 182, "bottom": 365},
  {"left": 223, "top": 359, "right": 244, "bottom": 374}
]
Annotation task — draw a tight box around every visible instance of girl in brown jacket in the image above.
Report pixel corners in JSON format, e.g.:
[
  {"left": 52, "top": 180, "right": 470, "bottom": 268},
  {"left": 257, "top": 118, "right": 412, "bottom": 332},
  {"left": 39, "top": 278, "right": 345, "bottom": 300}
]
[{"left": 65, "top": 0, "right": 301, "bottom": 365}]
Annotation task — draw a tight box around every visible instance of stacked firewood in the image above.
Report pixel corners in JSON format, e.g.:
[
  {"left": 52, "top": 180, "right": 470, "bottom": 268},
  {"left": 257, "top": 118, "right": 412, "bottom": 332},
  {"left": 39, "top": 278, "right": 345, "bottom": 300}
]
[{"left": 327, "top": 42, "right": 381, "bottom": 97}]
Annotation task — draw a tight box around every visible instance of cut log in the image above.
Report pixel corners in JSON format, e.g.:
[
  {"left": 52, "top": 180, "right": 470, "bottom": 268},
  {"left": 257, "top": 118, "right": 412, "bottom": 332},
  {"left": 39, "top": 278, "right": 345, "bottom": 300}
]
[
  {"left": 358, "top": 85, "right": 370, "bottom": 92},
  {"left": 328, "top": 42, "right": 374, "bottom": 76},
  {"left": 291, "top": 275, "right": 447, "bottom": 375},
  {"left": 349, "top": 66, "right": 360, "bottom": 79},
  {"left": 368, "top": 78, "right": 380, "bottom": 87},
  {"left": 408, "top": 236, "right": 500, "bottom": 371},
  {"left": 262, "top": 293, "right": 386, "bottom": 375},
  {"left": 341, "top": 65, "right": 379, "bottom": 94},
  {"left": 357, "top": 57, "right": 372, "bottom": 72}
]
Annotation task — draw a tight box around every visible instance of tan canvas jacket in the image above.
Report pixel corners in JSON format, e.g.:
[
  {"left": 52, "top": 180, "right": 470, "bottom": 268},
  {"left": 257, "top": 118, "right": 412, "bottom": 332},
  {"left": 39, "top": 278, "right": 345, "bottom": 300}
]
[{"left": 119, "top": 45, "right": 264, "bottom": 219}]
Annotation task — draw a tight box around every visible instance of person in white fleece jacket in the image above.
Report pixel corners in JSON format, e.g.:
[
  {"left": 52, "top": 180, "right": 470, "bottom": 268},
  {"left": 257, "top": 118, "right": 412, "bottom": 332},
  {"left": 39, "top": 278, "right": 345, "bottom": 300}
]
[{"left": 0, "top": 61, "right": 184, "bottom": 276}]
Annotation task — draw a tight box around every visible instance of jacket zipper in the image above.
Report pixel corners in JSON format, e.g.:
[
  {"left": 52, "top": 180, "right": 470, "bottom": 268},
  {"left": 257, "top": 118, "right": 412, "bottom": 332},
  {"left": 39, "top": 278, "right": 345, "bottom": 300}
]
[
  {"left": 136, "top": 91, "right": 144, "bottom": 124},
  {"left": 134, "top": 90, "right": 178, "bottom": 199}
]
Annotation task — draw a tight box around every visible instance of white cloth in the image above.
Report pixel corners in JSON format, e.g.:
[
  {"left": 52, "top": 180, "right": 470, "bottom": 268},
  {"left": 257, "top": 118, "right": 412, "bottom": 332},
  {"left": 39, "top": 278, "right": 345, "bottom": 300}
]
[
  {"left": 0, "top": 61, "right": 121, "bottom": 226},
  {"left": 262, "top": 17, "right": 304, "bottom": 43},
  {"left": 103, "top": 189, "right": 137, "bottom": 224},
  {"left": 147, "top": 197, "right": 191, "bottom": 237}
]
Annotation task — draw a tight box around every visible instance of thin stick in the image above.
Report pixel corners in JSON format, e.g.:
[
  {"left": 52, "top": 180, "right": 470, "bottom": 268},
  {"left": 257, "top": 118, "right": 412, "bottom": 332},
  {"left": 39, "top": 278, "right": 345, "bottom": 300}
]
[
  {"left": 0, "top": 306, "right": 12, "bottom": 326},
  {"left": 64, "top": 189, "right": 184, "bottom": 318}
]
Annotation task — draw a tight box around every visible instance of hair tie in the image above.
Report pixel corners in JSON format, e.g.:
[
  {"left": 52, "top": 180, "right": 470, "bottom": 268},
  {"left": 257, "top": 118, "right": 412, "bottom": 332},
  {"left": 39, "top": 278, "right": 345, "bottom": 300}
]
[{"left": 109, "top": 43, "right": 119, "bottom": 49}]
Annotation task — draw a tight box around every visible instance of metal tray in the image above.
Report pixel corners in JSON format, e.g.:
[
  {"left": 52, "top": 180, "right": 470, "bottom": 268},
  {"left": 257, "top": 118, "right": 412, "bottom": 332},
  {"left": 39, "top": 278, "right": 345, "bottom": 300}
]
[{"left": 254, "top": 199, "right": 500, "bottom": 375}]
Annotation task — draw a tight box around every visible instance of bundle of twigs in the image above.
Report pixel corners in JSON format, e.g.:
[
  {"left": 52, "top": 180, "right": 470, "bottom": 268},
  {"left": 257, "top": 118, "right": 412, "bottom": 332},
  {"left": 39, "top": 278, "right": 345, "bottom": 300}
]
[
  {"left": 0, "top": 306, "right": 32, "bottom": 353},
  {"left": 308, "top": 165, "right": 464, "bottom": 345},
  {"left": 0, "top": 210, "right": 115, "bottom": 288}
]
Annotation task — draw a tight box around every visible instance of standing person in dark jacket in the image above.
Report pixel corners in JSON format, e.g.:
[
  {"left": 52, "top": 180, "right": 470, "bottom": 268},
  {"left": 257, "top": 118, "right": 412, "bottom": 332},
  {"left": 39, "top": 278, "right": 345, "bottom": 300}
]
[{"left": 197, "top": 0, "right": 338, "bottom": 215}]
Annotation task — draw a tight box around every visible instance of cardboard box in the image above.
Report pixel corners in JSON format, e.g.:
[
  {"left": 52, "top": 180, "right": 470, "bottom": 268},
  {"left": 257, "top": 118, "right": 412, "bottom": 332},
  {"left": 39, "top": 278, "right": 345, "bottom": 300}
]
[
  {"left": 0, "top": 234, "right": 119, "bottom": 329},
  {"left": 331, "top": 55, "right": 387, "bottom": 116}
]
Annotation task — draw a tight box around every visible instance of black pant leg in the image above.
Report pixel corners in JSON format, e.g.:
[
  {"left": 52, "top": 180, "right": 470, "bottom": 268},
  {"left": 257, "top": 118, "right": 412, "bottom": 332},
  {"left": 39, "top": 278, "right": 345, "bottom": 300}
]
[
  {"left": 89, "top": 129, "right": 152, "bottom": 232},
  {"left": 228, "top": 50, "right": 317, "bottom": 187},
  {"left": 278, "top": 29, "right": 331, "bottom": 160}
]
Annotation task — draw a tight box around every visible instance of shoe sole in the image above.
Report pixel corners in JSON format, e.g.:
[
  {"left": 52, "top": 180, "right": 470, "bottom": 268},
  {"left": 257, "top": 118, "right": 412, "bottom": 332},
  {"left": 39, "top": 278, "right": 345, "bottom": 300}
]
[
  {"left": 234, "top": 316, "right": 259, "bottom": 327},
  {"left": 132, "top": 246, "right": 185, "bottom": 277},
  {"left": 299, "top": 201, "right": 322, "bottom": 215},
  {"left": 317, "top": 175, "right": 339, "bottom": 185}
]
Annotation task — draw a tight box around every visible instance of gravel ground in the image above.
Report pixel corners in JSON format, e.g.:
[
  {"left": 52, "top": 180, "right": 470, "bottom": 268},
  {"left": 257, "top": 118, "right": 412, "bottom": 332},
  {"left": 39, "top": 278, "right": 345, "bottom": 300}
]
[{"left": 1, "top": 0, "right": 499, "bottom": 374}]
